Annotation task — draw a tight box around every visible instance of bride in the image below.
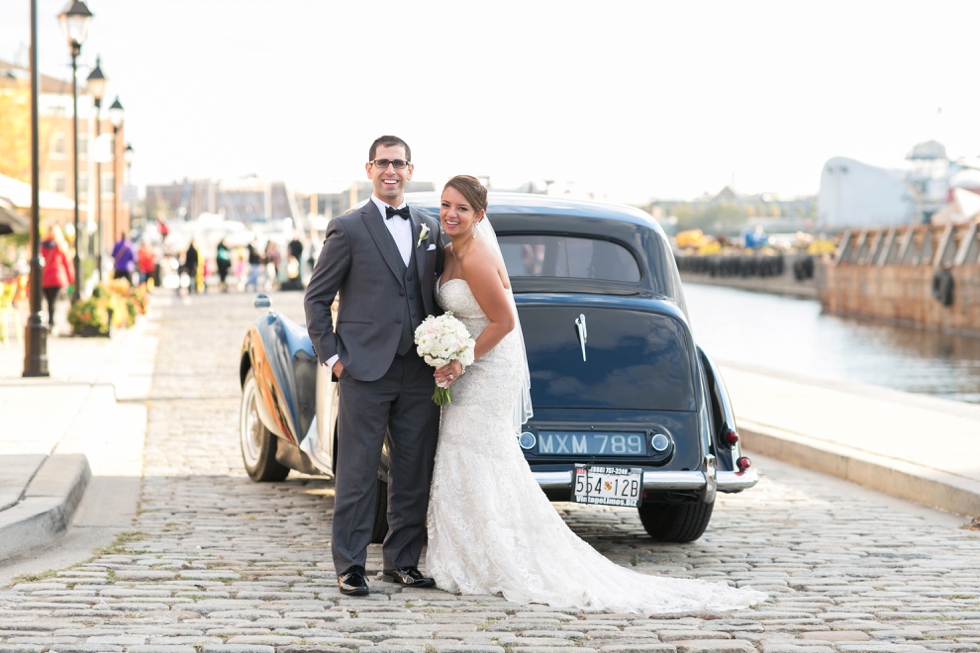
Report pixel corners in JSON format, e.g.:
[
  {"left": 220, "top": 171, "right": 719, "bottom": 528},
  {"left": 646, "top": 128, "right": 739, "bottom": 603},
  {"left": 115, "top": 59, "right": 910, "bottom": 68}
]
[{"left": 426, "top": 176, "right": 766, "bottom": 616}]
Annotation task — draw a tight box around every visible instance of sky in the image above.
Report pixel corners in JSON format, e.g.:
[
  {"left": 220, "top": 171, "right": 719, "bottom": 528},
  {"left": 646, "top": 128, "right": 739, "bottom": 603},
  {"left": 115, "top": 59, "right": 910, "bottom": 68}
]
[{"left": 2, "top": 0, "right": 979, "bottom": 204}]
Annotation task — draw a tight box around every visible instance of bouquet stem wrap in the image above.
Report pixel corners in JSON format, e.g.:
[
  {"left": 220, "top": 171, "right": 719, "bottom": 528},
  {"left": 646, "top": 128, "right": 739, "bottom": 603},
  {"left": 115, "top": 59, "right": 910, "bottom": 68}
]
[
  {"left": 433, "top": 384, "right": 452, "bottom": 406},
  {"left": 414, "top": 312, "right": 476, "bottom": 406}
]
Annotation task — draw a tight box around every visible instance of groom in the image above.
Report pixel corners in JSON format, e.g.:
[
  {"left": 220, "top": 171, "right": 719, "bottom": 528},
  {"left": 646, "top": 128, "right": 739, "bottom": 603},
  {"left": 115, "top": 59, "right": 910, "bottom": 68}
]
[{"left": 304, "top": 135, "right": 443, "bottom": 595}]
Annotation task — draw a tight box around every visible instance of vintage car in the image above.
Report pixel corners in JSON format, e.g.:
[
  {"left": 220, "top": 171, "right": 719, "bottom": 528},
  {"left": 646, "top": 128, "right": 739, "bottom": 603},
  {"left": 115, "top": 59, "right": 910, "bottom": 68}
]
[{"left": 239, "top": 193, "right": 757, "bottom": 544}]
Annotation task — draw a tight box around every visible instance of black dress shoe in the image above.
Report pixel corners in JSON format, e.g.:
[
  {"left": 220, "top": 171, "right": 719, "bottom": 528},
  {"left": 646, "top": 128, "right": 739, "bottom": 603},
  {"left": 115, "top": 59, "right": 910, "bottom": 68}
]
[
  {"left": 338, "top": 565, "right": 369, "bottom": 595},
  {"left": 382, "top": 566, "right": 435, "bottom": 588}
]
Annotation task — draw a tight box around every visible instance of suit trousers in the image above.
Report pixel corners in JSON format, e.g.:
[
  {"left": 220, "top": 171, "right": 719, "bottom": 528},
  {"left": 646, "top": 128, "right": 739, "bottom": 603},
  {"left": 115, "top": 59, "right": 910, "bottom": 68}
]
[{"left": 332, "top": 350, "right": 440, "bottom": 573}]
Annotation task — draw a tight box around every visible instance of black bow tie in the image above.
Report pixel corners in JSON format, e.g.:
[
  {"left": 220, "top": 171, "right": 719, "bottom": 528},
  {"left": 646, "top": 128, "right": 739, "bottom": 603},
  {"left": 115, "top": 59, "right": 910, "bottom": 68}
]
[{"left": 386, "top": 205, "right": 411, "bottom": 220}]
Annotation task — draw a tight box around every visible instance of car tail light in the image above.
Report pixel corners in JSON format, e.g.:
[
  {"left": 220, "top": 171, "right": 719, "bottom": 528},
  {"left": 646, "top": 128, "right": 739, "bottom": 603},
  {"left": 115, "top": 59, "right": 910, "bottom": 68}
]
[
  {"left": 736, "top": 456, "right": 751, "bottom": 472},
  {"left": 724, "top": 429, "right": 739, "bottom": 446}
]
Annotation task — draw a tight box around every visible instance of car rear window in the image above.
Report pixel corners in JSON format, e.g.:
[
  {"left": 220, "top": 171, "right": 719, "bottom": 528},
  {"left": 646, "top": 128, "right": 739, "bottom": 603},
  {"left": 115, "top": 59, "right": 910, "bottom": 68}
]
[
  {"left": 520, "top": 306, "right": 696, "bottom": 411},
  {"left": 498, "top": 235, "right": 641, "bottom": 283}
]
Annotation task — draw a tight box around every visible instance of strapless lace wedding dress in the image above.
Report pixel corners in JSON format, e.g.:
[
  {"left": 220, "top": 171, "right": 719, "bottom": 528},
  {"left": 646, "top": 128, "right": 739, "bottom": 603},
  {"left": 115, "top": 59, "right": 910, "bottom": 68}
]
[{"left": 425, "top": 278, "right": 766, "bottom": 615}]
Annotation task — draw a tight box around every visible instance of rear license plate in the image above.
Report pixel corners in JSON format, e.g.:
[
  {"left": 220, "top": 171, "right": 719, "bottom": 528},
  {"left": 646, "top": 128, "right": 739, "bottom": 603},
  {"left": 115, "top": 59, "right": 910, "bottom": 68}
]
[
  {"left": 572, "top": 464, "right": 643, "bottom": 507},
  {"left": 537, "top": 431, "right": 646, "bottom": 456}
]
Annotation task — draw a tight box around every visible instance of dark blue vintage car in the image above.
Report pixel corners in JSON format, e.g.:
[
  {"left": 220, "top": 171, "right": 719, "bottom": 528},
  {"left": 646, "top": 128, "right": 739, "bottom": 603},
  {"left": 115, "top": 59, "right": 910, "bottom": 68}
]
[{"left": 239, "top": 193, "right": 757, "bottom": 544}]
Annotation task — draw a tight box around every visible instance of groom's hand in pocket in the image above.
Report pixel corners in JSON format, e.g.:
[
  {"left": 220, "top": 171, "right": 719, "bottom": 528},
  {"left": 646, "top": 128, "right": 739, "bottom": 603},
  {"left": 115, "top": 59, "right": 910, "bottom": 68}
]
[{"left": 332, "top": 360, "right": 345, "bottom": 380}]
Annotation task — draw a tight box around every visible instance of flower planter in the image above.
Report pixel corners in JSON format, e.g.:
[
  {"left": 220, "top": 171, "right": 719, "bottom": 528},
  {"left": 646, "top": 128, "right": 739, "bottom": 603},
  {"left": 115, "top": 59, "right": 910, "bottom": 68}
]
[{"left": 74, "top": 324, "right": 110, "bottom": 338}]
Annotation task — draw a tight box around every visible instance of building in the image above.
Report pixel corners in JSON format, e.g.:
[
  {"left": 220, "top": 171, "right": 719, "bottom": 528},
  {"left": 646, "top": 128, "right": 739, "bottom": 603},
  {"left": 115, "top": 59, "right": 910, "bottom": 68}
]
[
  {"left": 0, "top": 59, "right": 130, "bottom": 256},
  {"left": 817, "top": 157, "right": 912, "bottom": 229},
  {"left": 146, "top": 176, "right": 305, "bottom": 227},
  {"left": 147, "top": 178, "right": 438, "bottom": 234},
  {"left": 647, "top": 186, "right": 817, "bottom": 234},
  {"left": 816, "top": 141, "right": 974, "bottom": 229}
]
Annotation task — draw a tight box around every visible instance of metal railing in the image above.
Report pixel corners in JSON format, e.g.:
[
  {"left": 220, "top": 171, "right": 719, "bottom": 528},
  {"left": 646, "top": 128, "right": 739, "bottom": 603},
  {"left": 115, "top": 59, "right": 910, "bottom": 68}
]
[{"left": 834, "top": 222, "right": 980, "bottom": 267}]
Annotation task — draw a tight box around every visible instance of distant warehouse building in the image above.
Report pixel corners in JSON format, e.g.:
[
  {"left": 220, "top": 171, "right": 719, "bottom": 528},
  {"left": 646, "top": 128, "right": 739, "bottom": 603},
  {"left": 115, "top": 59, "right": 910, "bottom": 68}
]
[
  {"left": 818, "top": 141, "right": 960, "bottom": 229},
  {"left": 818, "top": 157, "right": 911, "bottom": 228}
]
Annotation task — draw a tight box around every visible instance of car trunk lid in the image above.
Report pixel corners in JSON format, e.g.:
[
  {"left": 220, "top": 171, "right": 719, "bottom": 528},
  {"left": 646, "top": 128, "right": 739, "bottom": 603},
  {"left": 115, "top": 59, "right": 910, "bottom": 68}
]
[{"left": 519, "top": 303, "right": 696, "bottom": 411}]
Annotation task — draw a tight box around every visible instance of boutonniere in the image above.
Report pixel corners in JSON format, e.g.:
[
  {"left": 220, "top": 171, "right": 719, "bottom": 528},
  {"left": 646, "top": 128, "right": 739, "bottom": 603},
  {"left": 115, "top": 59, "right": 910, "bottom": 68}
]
[{"left": 416, "top": 223, "right": 430, "bottom": 249}]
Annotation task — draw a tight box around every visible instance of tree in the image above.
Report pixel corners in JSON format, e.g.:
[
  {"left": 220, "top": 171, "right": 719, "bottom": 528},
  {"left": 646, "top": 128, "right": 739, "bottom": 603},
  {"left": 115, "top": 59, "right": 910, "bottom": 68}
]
[
  {"left": 675, "top": 201, "right": 747, "bottom": 234},
  {"left": 0, "top": 89, "right": 32, "bottom": 182},
  {"left": 0, "top": 86, "right": 51, "bottom": 185}
]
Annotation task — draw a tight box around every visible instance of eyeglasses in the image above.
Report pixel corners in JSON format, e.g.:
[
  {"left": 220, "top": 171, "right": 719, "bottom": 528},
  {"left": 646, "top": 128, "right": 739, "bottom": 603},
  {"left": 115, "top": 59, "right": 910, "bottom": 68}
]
[{"left": 371, "top": 159, "right": 411, "bottom": 170}]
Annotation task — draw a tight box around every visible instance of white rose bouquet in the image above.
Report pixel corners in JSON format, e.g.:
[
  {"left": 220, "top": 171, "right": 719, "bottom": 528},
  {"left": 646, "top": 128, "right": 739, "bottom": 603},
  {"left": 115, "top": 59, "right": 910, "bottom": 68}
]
[{"left": 414, "top": 312, "right": 476, "bottom": 405}]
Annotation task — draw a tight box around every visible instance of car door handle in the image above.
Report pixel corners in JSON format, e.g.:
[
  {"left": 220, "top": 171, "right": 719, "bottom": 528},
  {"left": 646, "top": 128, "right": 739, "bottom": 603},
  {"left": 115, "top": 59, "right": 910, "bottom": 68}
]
[{"left": 574, "top": 313, "right": 587, "bottom": 362}]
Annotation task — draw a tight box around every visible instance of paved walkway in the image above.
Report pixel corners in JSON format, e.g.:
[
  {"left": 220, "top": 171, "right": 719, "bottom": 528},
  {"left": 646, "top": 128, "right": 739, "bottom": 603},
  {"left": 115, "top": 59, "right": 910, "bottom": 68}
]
[
  {"left": 1, "top": 292, "right": 979, "bottom": 653},
  {"left": 720, "top": 361, "right": 980, "bottom": 518}
]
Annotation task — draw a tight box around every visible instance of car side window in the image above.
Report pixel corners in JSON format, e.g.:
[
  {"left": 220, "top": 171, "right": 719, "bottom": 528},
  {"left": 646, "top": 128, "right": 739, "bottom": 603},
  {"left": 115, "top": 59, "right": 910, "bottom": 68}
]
[{"left": 498, "top": 235, "right": 641, "bottom": 282}]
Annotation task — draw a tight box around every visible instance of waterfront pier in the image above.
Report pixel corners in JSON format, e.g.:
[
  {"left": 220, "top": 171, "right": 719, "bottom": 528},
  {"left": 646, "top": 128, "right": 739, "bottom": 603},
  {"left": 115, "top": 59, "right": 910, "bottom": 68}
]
[{"left": 820, "top": 223, "right": 980, "bottom": 336}]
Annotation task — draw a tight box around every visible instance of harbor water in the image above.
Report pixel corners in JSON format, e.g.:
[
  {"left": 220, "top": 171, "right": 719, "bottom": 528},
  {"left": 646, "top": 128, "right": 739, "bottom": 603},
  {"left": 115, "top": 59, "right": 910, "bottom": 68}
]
[{"left": 684, "top": 282, "right": 980, "bottom": 404}]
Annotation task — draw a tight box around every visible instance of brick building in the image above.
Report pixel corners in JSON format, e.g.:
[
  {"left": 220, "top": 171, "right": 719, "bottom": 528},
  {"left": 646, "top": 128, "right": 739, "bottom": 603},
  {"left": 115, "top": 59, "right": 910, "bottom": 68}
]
[{"left": 0, "top": 59, "right": 129, "bottom": 257}]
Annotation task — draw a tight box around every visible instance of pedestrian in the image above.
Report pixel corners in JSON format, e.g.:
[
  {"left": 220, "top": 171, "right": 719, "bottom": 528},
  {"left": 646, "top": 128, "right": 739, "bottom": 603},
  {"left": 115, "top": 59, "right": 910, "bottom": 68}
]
[
  {"left": 216, "top": 238, "right": 232, "bottom": 292},
  {"left": 200, "top": 257, "right": 210, "bottom": 293},
  {"left": 184, "top": 240, "right": 200, "bottom": 294},
  {"left": 281, "top": 232, "right": 306, "bottom": 290},
  {"left": 112, "top": 232, "right": 135, "bottom": 283},
  {"left": 265, "top": 240, "right": 281, "bottom": 289},
  {"left": 288, "top": 233, "right": 304, "bottom": 265},
  {"left": 40, "top": 224, "right": 74, "bottom": 328},
  {"left": 137, "top": 241, "right": 156, "bottom": 286},
  {"left": 158, "top": 217, "right": 170, "bottom": 244},
  {"left": 245, "top": 238, "right": 262, "bottom": 292}
]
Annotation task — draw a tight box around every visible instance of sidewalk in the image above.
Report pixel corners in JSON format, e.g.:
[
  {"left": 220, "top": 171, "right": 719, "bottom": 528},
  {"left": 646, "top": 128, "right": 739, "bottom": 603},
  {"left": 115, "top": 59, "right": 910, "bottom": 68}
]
[
  {"left": 0, "top": 294, "right": 161, "bottom": 560},
  {"left": 722, "top": 360, "right": 980, "bottom": 518}
]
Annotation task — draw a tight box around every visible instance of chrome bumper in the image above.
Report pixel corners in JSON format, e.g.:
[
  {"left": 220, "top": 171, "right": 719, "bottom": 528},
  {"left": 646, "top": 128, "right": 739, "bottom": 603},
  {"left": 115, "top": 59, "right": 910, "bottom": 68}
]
[
  {"left": 716, "top": 469, "right": 760, "bottom": 492},
  {"left": 532, "top": 468, "right": 759, "bottom": 495}
]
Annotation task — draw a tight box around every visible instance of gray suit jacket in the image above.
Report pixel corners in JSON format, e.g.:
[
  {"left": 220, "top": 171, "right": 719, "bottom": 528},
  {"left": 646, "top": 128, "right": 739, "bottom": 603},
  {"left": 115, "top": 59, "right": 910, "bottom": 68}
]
[{"left": 304, "top": 201, "right": 444, "bottom": 382}]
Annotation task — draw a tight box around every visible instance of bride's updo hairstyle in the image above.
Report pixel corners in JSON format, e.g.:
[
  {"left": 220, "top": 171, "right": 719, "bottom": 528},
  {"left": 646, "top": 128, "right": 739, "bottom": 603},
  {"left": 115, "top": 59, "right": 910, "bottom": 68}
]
[{"left": 443, "top": 175, "right": 488, "bottom": 218}]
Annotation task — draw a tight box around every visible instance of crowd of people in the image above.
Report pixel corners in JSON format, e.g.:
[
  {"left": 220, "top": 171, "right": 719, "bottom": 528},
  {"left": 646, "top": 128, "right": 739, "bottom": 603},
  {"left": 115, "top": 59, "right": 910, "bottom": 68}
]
[
  {"left": 166, "top": 232, "right": 309, "bottom": 295},
  {"left": 19, "top": 222, "right": 312, "bottom": 329}
]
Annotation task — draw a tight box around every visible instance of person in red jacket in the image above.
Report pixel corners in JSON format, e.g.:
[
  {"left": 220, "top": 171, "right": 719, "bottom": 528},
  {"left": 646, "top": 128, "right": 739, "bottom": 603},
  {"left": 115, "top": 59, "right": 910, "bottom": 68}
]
[
  {"left": 137, "top": 241, "right": 157, "bottom": 285},
  {"left": 41, "top": 224, "right": 74, "bottom": 328}
]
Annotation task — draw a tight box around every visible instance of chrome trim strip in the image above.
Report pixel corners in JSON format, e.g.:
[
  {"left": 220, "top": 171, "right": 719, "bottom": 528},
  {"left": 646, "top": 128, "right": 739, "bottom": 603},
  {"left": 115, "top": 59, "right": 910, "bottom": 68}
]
[
  {"left": 717, "top": 469, "right": 759, "bottom": 492},
  {"left": 533, "top": 470, "right": 708, "bottom": 492}
]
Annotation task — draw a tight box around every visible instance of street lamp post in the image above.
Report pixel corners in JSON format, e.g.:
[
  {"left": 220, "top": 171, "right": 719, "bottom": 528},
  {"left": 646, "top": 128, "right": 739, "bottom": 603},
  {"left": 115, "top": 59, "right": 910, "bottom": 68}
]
[
  {"left": 86, "top": 56, "right": 106, "bottom": 282},
  {"left": 24, "top": 0, "right": 48, "bottom": 377},
  {"left": 58, "top": 0, "right": 93, "bottom": 303},
  {"left": 109, "top": 96, "right": 124, "bottom": 249},
  {"left": 124, "top": 143, "right": 134, "bottom": 226}
]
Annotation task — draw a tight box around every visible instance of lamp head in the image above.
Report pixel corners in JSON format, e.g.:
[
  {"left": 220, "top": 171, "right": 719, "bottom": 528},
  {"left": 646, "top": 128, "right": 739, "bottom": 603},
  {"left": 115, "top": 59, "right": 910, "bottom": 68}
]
[
  {"left": 109, "top": 96, "right": 124, "bottom": 128},
  {"left": 58, "top": 0, "right": 93, "bottom": 54},
  {"left": 124, "top": 143, "right": 134, "bottom": 165},
  {"left": 86, "top": 56, "right": 106, "bottom": 102}
]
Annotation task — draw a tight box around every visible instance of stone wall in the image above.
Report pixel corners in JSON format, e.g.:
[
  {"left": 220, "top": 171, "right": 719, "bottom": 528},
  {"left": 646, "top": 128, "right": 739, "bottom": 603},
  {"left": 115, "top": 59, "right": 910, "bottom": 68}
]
[{"left": 817, "top": 262, "right": 980, "bottom": 335}]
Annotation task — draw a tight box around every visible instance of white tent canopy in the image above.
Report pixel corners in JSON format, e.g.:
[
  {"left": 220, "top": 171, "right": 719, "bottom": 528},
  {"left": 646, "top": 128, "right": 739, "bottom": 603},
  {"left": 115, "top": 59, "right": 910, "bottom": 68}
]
[{"left": 0, "top": 172, "right": 74, "bottom": 211}]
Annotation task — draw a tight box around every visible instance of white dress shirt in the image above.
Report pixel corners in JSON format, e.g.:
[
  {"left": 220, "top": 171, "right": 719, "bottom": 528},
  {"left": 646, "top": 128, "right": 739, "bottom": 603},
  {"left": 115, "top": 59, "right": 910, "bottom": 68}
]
[
  {"left": 326, "top": 195, "right": 412, "bottom": 371},
  {"left": 371, "top": 195, "right": 413, "bottom": 266}
]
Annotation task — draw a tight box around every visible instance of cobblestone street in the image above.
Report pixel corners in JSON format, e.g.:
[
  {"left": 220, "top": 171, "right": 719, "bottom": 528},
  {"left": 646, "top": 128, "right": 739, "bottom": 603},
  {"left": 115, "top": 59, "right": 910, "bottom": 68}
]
[{"left": 2, "top": 291, "right": 980, "bottom": 653}]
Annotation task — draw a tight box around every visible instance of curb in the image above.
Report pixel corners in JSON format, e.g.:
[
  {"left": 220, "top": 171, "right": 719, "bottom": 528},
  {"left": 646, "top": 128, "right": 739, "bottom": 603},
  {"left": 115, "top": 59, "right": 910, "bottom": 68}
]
[
  {"left": 0, "top": 453, "right": 92, "bottom": 560},
  {"left": 0, "top": 299, "right": 160, "bottom": 563},
  {"left": 739, "top": 420, "right": 980, "bottom": 518}
]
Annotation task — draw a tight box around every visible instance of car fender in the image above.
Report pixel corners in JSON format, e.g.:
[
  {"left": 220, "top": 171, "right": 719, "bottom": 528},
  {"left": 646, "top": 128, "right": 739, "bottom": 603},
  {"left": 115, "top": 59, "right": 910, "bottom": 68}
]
[
  {"left": 698, "top": 346, "right": 758, "bottom": 492},
  {"left": 240, "top": 311, "right": 317, "bottom": 445}
]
